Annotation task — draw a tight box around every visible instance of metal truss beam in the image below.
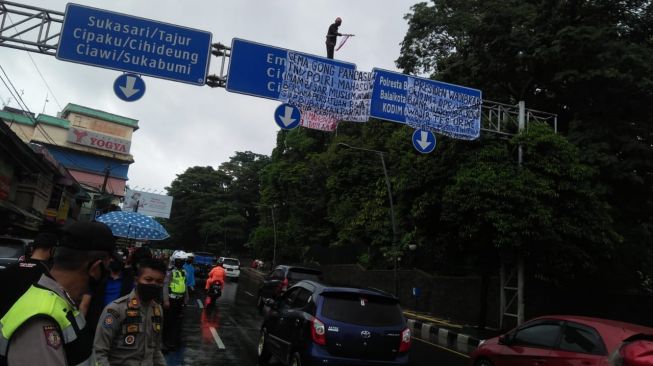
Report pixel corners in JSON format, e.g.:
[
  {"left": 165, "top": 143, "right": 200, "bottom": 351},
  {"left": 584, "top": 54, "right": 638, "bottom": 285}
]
[
  {"left": 482, "top": 100, "right": 557, "bottom": 137},
  {"left": 0, "top": 1, "right": 63, "bottom": 56}
]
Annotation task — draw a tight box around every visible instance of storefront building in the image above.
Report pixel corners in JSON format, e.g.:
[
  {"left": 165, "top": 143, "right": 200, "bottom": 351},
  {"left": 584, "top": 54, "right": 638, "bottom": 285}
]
[
  {"left": 2, "top": 103, "right": 138, "bottom": 222},
  {"left": 0, "top": 116, "right": 83, "bottom": 234}
]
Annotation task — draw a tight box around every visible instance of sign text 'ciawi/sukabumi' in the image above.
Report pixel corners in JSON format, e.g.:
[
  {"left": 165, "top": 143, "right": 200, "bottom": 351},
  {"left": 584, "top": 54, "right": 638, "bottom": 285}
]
[{"left": 57, "top": 3, "right": 212, "bottom": 85}]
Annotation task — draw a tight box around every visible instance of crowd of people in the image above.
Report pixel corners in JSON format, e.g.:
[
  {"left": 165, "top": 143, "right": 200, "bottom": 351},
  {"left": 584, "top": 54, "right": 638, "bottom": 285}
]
[{"left": 0, "top": 221, "right": 227, "bottom": 366}]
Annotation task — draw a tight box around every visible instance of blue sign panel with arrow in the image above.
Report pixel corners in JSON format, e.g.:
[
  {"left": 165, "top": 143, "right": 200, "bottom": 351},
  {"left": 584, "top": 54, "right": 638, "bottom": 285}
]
[
  {"left": 371, "top": 68, "right": 482, "bottom": 140},
  {"left": 113, "top": 73, "right": 145, "bottom": 101},
  {"left": 412, "top": 129, "right": 436, "bottom": 154},
  {"left": 274, "top": 103, "right": 301, "bottom": 130},
  {"left": 57, "top": 3, "right": 212, "bottom": 85},
  {"left": 226, "top": 38, "right": 356, "bottom": 101}
]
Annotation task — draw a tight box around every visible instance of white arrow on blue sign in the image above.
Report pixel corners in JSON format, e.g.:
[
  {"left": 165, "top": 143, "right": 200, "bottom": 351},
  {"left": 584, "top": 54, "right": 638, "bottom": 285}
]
[
  {"left": 412, "top": 129, "right": 436, "bottom": 154},
  {"left": 274, "top": 103, "right": 301, "bottom": 130},
  {"left": 114, "top": 73, "right": 146, "bottom": 102}
]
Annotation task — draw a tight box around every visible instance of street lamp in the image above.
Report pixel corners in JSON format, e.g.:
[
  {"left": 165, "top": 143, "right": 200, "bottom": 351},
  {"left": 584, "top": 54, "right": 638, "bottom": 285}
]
[
  {"left": 337, "top": 143, "right": 399, "bottom": 296},
  {"left": 270, "top": 205, "right": 277, "bottom": 268}
]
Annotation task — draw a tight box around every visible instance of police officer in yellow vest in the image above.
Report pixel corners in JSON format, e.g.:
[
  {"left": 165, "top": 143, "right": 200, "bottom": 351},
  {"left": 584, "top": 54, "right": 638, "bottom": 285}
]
[
  {"left": 94, "top": 258, "right": 167, "bottom": 366},
  {"left": 162, "top": 251, "right": 188, "bottom": 350},
  {"left": 0, "top": 222, "right": 116, "bottom": 366}
]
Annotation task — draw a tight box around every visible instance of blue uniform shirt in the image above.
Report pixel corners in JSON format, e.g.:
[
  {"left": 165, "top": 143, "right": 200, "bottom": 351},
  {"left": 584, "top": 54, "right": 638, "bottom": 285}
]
[{"left": 183, "top": 263, "right": 196, "bottom": 287}]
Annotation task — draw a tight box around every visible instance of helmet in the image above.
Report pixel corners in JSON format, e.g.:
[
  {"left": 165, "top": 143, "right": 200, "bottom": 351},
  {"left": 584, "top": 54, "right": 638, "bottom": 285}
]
[
  {"left": 171, "top": 251, "right": 188, "bottom": 261},
  {"left": 335, "top": 17, "right": 342, "bottom": 24}
]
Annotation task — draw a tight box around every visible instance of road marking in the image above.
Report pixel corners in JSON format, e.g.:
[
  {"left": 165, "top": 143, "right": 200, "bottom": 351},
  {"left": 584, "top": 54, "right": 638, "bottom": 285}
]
[
  {"left": 209, "top": 327, "right": 226, "bottom": 349},
  {"left": 412, "top": 337, "right": 470, "bottom": 359},
  {"left": 244, "top": 291, "right": 255, "bottom": 297},
  {"left": 196, "top": 299, "right": 204, "bottom": 308}
]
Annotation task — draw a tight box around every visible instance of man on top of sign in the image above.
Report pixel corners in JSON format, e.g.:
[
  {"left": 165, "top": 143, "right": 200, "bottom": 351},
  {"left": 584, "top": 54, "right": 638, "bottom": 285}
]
[{"left": 326, "top": 17, "right": 354, "bottom": 59}]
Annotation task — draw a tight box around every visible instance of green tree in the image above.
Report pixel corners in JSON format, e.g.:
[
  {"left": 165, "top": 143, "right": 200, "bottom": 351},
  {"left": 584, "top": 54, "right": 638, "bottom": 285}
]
[
  {"left": 398, "top": 0, "right": 653, "bottom": 290},
  {"left": 165, "top": 152, "right": 269, "bottom": 253}
]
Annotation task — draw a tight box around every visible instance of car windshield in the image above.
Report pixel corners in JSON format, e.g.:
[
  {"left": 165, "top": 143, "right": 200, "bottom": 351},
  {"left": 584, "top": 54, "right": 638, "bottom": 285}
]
[
  {"left": 321, "top": 292, "right": 403, "bottom": 327},
  {"left": 223, "top": 258, "right": 239, "bottom": 266},
  {"left": 0, "top": 241, "right": 24, "bottom": 258},
  {"left": 288, "top": 269, "right": 321, "bottom": 281}
]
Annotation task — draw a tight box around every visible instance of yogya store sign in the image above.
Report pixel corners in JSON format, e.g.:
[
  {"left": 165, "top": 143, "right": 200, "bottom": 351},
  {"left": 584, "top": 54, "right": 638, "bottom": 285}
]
[{"left": 67, "top": 127, "right": 131, "bottom": 154}]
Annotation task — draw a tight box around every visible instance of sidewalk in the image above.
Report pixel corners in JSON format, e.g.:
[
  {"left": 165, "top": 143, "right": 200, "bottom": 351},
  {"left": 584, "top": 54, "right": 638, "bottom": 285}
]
[{"left": 403, "top": 310, "right": 501, "bottom": 355}]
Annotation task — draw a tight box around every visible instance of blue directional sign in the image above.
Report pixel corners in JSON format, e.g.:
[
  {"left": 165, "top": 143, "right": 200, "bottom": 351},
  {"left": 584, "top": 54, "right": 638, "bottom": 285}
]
[
  {"left": 412, "top": 129, "right": 436, "bottom": 154},
  {"left": 274, "top": 103, "right": 301, "bottom": 130},
  {"left": 113, "top": 73, "right": 145, "bottom": 102},
  {"left": 371, "top": 68, "right": 482, "bottom": 140},
  {"left": 226, "top": 38, "right": 356, "bottom": 101},
  {"left": 57, "top": 3, "right": 212, "bottom": 85}
]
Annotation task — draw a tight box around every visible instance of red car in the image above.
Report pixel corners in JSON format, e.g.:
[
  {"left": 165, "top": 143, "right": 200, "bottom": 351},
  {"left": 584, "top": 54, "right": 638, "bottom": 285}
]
[{"left": 471, "top": 315, "right": 653, "bottom": 366}]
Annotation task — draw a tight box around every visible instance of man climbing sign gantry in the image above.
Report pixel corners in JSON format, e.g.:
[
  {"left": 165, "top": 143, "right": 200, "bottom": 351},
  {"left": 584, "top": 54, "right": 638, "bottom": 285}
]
[{"left": 326, "top": 17, "right": 354, "bottom": 59}]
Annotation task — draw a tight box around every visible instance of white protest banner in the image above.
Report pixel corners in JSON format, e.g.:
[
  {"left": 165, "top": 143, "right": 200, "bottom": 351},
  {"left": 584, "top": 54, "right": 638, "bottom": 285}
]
[{"left": 280, "top": 52, "right": 375, "bottom": 131}]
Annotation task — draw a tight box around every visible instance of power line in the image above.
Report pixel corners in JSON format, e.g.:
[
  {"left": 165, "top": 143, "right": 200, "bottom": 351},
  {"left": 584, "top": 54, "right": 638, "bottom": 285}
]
[
  {"left": 6, "top": 13, "right": 63, "bottom": 110},
  {"left": 0, "top": 64, "right": 85, "bottom": 170}
]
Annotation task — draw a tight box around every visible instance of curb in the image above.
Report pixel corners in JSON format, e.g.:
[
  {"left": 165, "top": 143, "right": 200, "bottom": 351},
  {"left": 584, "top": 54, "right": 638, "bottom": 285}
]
[{"left": 406, "top": 318, "right": 481, "bottom": 355}]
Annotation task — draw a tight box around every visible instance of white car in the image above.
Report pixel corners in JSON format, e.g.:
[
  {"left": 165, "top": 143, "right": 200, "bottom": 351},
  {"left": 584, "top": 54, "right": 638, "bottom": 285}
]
[{"left": 219, "top": 257, "right": 241, "bottom": 280}]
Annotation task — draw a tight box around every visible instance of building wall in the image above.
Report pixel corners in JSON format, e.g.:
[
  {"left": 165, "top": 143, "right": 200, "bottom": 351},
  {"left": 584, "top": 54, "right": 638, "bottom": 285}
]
[
  {"left": 32, "top": 123, "right": 68, "bottom": 147},
  {"left": 67, "top": 112, "right": 134, "bottom": 140},
  {"left": 67, "top": 169, "right": 126, "bottom": 195}
]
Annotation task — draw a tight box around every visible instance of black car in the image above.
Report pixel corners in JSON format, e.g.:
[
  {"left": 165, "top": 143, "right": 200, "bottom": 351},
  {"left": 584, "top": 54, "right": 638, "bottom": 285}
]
[
  {"left": 0, "top": 236, "right": 32, "bottom": 269},
  {"left": 257, "top": 265, "right": 322, "bottom": 310},
  {"left": 257, "top": 280, "right": 411, "bottom": 365}
]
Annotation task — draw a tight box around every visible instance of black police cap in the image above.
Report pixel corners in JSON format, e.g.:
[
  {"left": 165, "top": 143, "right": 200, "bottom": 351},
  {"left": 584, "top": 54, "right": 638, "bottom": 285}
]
[{"left": 59, "top": 221, "right": 116, "bottom": 252}]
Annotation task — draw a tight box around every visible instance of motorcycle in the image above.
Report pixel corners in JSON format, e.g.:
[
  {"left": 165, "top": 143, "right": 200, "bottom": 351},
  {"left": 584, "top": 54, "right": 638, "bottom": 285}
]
[{"left": 204, "top": 282, "right": 222, "bottom": 308}]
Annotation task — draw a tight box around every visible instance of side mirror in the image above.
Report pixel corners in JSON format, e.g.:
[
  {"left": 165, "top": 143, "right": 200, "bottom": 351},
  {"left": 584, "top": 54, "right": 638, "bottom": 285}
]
[{"left": 498, "top": 335, "right": 511, "bottom": 345}]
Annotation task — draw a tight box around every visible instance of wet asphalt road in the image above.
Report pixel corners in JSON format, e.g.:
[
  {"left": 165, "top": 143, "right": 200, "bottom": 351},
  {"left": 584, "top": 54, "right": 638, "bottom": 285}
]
[{"left": 163, "top": 274, "right": 468, "bottom": 366}]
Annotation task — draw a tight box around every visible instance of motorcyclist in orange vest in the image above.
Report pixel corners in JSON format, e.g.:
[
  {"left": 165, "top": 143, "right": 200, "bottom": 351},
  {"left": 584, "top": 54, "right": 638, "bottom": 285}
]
[{"left": 205, "top": 260, "right": 225, "bottom": 290}]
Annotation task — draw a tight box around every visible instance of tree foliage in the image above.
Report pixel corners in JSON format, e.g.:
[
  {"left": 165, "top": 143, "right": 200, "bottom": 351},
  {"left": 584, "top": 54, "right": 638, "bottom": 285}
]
[
  {"left": 161, "top": 1, "right": 652, "bottom": 295},
  {"left": 165, "top": 152, "right": 269, "bottom": 254}
]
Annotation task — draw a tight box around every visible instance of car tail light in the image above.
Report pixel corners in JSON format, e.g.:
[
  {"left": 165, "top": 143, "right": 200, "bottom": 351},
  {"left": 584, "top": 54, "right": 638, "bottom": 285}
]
[
  {"left": 281, "top": 278, "right": 289, "bottom": 292},
  {"left": 311, "top": 317, "right": 326, "bottom": 346},
  {"left": 399, "top": 327, "right": 411, "bottom": 353}
]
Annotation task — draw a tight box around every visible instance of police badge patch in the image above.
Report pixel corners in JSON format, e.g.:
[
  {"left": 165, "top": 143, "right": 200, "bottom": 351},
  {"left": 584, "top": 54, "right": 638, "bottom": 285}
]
[
  {"left": 103, "top": 314, "right": 114, "bottom": 328},
  {"left": 124, "top": 335, "right": 135, "bottom": 345},
  {"left": 43, "top": 325, "right": 62, "bottom": 349}
]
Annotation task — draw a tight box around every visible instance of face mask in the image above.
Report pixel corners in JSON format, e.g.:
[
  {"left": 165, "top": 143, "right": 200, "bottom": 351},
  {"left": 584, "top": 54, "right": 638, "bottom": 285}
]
[{"left": 137, "top": 283, "right": 163, "bottom": 303}]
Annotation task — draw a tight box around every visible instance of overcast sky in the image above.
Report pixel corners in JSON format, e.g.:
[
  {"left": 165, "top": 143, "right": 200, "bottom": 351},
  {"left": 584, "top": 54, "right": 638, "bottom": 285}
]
[{"left": 1, "top": 0, "right": 419, "bottom": 192}]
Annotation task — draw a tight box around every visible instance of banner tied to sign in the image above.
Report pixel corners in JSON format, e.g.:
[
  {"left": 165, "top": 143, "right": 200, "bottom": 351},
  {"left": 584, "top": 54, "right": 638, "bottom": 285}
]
[
  {"left": 280, "top": 52, "right": 375, "bottom": 131},
  {"left": 276, "top": 51, "right": 481, "bottom": 139},
  {"left": 405, "top": 78, "right": 481, "bottom": 140}
]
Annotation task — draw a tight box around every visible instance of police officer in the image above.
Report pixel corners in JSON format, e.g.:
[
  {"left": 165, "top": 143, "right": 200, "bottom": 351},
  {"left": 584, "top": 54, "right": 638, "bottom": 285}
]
[
  {"left": 162, "top": 251, "right": 188, "bottom": 349},
  {"left": 0, "top": 221, "right": 115, "bottom": 366},
  {"left": 0, "top": 231, "right": 58, "bottom": 317},
  {"left": 94, "top": 258, "right": 166, "bottom": 366}
]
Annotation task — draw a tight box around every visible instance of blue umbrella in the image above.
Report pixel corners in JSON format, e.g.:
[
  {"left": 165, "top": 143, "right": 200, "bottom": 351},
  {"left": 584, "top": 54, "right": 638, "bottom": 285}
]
[{"left": 96, "top": 211, "right": 170, "bottom": 241}]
